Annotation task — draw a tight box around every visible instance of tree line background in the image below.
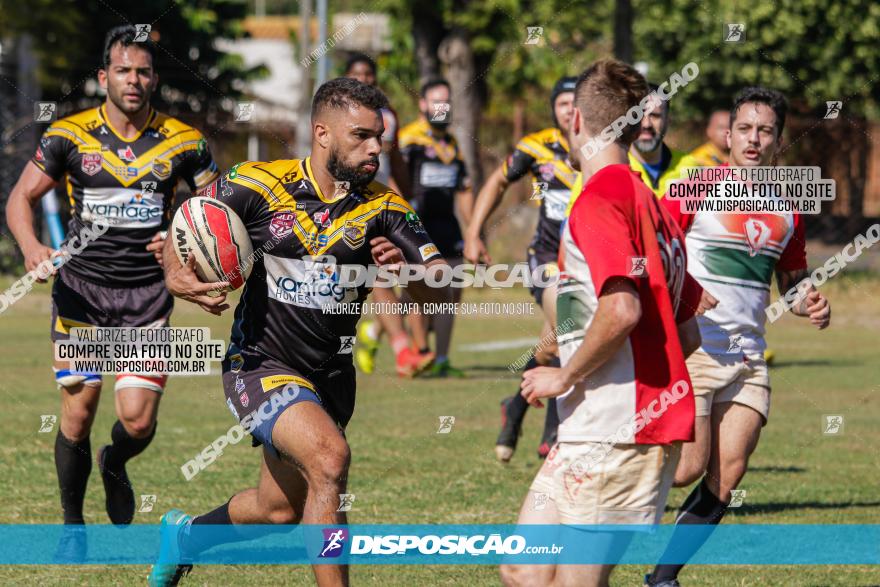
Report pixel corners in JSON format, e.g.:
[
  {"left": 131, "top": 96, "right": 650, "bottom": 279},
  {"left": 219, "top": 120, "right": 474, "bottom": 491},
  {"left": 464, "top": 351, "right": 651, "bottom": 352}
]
[{"left": 0, "top": 0, "right": 877, "bottom": 271}]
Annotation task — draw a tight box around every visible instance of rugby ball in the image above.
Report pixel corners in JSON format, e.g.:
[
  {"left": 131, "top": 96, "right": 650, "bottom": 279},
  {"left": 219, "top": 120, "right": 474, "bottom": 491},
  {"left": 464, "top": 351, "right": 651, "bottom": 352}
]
[{"left": 171, "top": 196, "right": 253, "bottom": 291}]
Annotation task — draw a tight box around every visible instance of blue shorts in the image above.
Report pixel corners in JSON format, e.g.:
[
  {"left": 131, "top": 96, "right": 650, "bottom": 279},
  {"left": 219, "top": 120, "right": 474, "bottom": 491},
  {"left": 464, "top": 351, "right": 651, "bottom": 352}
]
[{"left": 221, "top": 349, "right": 355, "bottom": 460}]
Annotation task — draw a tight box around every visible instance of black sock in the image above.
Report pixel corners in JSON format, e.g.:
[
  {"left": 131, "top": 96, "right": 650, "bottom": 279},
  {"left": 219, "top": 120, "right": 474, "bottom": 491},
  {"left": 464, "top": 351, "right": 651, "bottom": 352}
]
[
  {"left": 104, "top": 420, "right": 156, "bottom": 470},
  {"left": 419, "top": 347, "right": 431, "bottom": 354},
  {"left": 649, "top": 478, "right": 729, "bottom": 584},
  {"left": 182, "top": 501, "right": 233, "bottom": 558},
  {"left": 55, "top": 431, "right": 92, "bottom": 524}
]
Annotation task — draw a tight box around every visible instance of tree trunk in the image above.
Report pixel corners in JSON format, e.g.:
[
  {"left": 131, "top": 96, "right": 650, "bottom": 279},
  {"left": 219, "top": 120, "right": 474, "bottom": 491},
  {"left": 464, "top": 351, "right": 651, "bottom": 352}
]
[
  {"left": 439, "top": 27, "right": 485, "bottom": 191},
  {"left": 513, "top": 98, "right": 525, "bottom": 142},
  {"left": 613, "top": 0, "right": 633, "bottom": 63},
  {"left": 411, "top": 2, "right": 444, "bottom": 83}
]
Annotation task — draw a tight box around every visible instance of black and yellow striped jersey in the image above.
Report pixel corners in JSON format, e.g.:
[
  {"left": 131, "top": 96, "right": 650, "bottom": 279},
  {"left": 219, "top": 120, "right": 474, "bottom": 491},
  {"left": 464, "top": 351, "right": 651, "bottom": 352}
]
[
  {"left": 33, "top": 105, "right": 218, "bottom": 285},
  {"left": 203, "top": 157, "right": 440, "bottom": 371},
  {"left": 502, "top": 127, "right": 576, "bottom": 259}
]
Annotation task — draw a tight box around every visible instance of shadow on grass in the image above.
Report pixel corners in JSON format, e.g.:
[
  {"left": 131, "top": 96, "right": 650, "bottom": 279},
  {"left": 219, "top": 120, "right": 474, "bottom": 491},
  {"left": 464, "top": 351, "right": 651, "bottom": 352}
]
[{"left": 749, "top": 465, "right": 807, "bottom": 473}]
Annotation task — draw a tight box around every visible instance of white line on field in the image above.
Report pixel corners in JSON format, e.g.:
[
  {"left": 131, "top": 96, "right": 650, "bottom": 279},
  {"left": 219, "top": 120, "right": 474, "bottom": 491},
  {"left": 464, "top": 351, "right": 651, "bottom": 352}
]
[{"left": 458, "top": 337, "right": 537, "bottom": 352}]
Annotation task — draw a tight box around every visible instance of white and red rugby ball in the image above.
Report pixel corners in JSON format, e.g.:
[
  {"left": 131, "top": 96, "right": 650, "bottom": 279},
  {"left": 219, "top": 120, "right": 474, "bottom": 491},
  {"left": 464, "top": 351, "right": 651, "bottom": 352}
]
[{"left": 171, "top": 196, "right": 253, "bottom": 291}]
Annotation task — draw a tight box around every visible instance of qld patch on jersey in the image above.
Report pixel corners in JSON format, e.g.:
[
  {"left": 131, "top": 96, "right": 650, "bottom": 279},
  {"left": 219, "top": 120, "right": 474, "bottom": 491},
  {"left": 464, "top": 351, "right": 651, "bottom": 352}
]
[
  {"left": 269, "top": 212, "right": 296, "bottom": 239},
  {"left": 81, "top": 153, "right": 103, "bottom": 176}
]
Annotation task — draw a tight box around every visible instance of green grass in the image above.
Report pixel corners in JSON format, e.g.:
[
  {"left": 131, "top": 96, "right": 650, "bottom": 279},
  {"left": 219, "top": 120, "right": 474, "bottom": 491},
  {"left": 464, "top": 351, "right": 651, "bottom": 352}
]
[{"left": 0, "top": 276, "right": 878, "bottom": 586}]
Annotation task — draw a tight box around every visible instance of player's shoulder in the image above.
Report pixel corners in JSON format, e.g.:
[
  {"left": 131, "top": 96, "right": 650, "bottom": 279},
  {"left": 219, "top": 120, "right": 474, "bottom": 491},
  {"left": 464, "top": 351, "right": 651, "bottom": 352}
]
[
  {"left": 47, "top": 107, "right": 101, "bottom": 137},
  {"left": 522, "top": 127, "right": 559, "bottom": 145},
  {"left": 398, "top": 119, "right": 429, "bottom": 146},
  {"left": 578, "top": 164, "right": 642, "bottom": 209},
  {"left": 151, "top": 112, "right": 205, "bottom": 140},
  {"left": 364, "top": 180, "right": 411, "bottom": 211}
]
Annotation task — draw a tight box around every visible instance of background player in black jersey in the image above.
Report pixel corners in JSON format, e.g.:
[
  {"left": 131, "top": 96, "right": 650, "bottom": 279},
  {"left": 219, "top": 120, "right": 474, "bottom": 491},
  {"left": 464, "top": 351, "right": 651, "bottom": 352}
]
[
  {"left": 151, "top": 78, "right": 451, "bottom": 587},
  {"left": 464, "top": 77, "right": 577, "bottom": 461},
  {"left": 5, "top": 26, "right": 217, "bottom": 540},
  {"left": 344, "top": 53, "right": 436, "bottom": 378},
  {"left": 398, "top": 78, "right": 474, "bottom": 377}
]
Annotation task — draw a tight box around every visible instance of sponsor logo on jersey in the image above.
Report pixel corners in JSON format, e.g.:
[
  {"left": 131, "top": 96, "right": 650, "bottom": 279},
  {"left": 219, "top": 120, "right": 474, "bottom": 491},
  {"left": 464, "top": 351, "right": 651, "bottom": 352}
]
[
  {"left": 201, "top": 182, "right": 218, "bottom": 199},
  {"left": 419, "top": 162, "right": 459, "bottom": 188},
  {"left": 235, "top": 377, "right": 246, "bottom": 393},
  {"left": 296, "top": 201, "right": 306, "bottom": 210},
  {"left": 419, "top": 243, "right": 439, "bottom": 261},
  {"left": 270, "top": 212, "right": 296, "bottom": 239},
  {"left": 78, "top": 144, "right": 101, "bottom": 154},
  {"left": 152, "top": 158, "right": 171, "bottom": 180},
  {"left": 343, "top": 221, "right": 366, "bottom": 249},
  {"left": 239, "top": 391, "right": 249, "bottom": 408},
  {"left": 229, "top": 353, "right": 244, "bottom": 372},
  {"left": 117, "top": 145, "right": 136, "bottom": 161},
  {"left": 80, "top": 186, "right": 163, "bottom": 228},
  {"left": 81, "top": 153, "right": 103, "bottom": 176},
  {"left": 265, "top": 254, "right": 358, "bottom": 310},
  {"left": 744, "top": 218, "right": 771, "bottom": 257},
  {"left": 35, "top": 147, "right": 44, "bottom": 162},
  {"left": 405, "top": 211, "right": 426, "bottom": 234},
  {"left": 313, "top": 208, "right": 331, "bottom": 229}
]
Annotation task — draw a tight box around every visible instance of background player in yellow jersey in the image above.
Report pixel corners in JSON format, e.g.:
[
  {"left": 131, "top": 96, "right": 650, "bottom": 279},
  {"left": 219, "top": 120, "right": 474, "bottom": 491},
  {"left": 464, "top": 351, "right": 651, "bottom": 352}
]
[
  {"left": 465, "top": 77, "right": 577, "bottom": 460},
  {"left": 344, "top": 53, "right": 436, "bottom": 378},
  {"left": 688, "top": 110, "right": 730, "bottom": 167},
  {"left": 5, "top": 26, "right": 217, "bottom": 545},
  {"left": 398, "top": 79, "right": 474, "bottom": 377}
]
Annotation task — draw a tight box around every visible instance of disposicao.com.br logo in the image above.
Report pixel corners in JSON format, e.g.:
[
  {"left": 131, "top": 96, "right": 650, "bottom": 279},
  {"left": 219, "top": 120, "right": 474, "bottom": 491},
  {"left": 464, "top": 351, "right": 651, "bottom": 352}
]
[{"left": 326, "top": 531, "right": 562, "bottom": 557}]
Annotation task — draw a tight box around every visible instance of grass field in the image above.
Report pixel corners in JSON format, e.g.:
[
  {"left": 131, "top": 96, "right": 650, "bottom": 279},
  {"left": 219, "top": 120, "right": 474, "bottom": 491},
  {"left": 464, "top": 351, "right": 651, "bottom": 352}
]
[{"left": 0, "top": 271, "right": 878, "bottom": 586}]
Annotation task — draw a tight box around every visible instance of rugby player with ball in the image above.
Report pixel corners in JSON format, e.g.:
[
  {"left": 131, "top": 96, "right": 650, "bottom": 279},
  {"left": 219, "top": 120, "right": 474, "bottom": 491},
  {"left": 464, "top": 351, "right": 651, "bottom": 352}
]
[{"left": 150, "top": 77, "right": 451, "bottom": 587}]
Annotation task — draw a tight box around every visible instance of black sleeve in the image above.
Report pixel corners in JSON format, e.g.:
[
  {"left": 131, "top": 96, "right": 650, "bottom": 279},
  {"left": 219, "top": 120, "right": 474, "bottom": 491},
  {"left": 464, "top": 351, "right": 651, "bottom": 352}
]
[
  {"left": 382, "top": 195, "right": 442, "bottom": 263},
  {"left": 32, "top": 125, "right": 73, "bottom": 181},
  {"left": 181, "top": 133, "right": 220, "bottom": 191},
  {"left": 501, "top": 139, "right": 537, "bottom": 183}
]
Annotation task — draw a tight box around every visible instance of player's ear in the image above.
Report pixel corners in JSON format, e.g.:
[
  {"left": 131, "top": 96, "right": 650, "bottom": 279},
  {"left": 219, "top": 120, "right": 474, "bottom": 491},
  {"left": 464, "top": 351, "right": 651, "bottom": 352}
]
[
  {"left": 725, "top": 127, "right": 732, "bottom": 151},
  {"left": 97, "top": 68, "right": 108, "bottom": 91},
  {"left": 313, "top": 120, "right": 330, "bottom": 149}
]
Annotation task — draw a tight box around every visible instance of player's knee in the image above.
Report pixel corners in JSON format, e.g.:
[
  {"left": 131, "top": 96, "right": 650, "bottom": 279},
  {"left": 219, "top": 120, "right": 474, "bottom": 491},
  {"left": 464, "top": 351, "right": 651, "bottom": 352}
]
[
  {"left": 499, "top": 563, "right": 532, "bottom": 587},
  {"left": 674, "top": 458, "right": 707, "bottom": 487},
  {"left": 61, "top": 408, "right": 95, "bottom": 441},
  {"left": 119, "top": 413, "right": 155, "bottom": 438},
  {"left": 264, "top": 503, "right": 301, "bottom": 525},
  {"left": 310, "top": 441, "right": 351, "bottom": 486}
]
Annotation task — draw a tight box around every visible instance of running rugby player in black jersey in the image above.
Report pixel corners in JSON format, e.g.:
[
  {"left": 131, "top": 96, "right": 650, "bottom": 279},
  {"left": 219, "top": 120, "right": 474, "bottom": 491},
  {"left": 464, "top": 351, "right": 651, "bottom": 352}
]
[
  {"left": 398, "top": 78, "right": 473, "bottom": 377},
  {"left": 464, "top": 76, "right": 578, "bottom": 461},
  {"left": 151, "top": 78, "right": 450, "bottom": 587},
  {"left": 5, "top": 26, "right": 218, "bottom": 535}
]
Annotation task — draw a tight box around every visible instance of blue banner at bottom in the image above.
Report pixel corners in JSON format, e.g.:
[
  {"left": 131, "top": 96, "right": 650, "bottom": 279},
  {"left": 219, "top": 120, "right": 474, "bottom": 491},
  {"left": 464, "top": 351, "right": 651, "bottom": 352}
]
[{"left": 2, "top": 524, "right": 877, "bottom": 565}]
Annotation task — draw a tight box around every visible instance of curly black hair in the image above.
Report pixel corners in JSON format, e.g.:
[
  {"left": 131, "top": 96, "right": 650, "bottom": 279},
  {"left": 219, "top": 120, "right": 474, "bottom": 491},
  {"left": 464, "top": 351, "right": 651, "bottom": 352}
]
[{"left": 311, "top": 77, "right": 388, "bottom": 120}]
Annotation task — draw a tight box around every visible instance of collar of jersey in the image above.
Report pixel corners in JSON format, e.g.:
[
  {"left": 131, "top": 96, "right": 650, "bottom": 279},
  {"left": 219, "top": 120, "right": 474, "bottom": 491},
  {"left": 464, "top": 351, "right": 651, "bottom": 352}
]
[
  {"left": 98, "top": 104, "right": 156, "bottom": 143},
  {"left": 304, "top": 156, "right": 349, "bottom": 204}
]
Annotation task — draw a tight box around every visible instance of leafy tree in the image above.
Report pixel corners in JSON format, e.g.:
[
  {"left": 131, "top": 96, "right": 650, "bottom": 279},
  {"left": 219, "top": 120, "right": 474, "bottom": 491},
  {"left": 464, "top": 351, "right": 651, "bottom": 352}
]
[{"left": 0, "top": 0, "right": 265, "bottom": 119}]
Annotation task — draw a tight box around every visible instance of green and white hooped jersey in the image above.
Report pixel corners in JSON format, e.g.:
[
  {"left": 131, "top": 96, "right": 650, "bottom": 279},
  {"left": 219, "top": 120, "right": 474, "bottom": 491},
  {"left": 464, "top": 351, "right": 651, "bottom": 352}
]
[{"left": 663, "top": 193, "right": 807, "bottom": 355}]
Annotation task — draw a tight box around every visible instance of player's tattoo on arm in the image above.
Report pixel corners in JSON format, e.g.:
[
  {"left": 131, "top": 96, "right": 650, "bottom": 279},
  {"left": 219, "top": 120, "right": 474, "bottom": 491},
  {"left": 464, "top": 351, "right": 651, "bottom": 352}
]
[{"left": 776, "top": 268, "right": 811, "bottom": 316}]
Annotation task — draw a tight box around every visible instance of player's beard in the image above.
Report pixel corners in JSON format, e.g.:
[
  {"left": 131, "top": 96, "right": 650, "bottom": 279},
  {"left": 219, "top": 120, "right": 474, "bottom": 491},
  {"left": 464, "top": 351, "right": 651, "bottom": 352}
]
[
  {"left": 327, "top": 146, "right": 379, "bottom": 190},
  {"left": 107, "top": 82, "right": 152, "bottom": 116},
  {"left": 634, "top": 130, "right": 663, "bottom": 153}
]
